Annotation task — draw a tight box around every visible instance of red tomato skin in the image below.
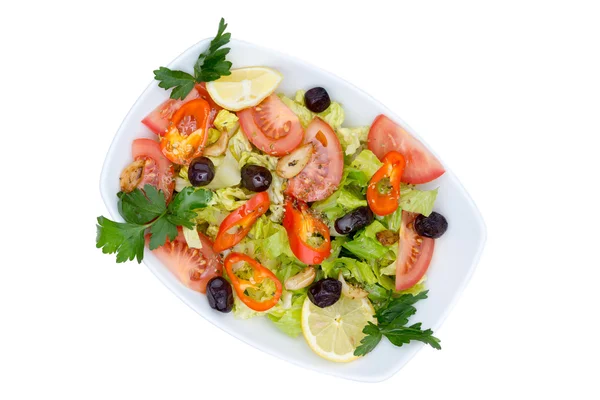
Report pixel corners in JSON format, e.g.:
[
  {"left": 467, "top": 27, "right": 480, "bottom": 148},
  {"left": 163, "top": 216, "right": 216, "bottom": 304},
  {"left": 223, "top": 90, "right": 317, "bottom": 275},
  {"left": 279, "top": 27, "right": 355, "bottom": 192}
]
[
  {"left": 367, "top": 115, "right": 445, "bottom": 184},
  {"left": 142, "top": 88, "right": 201, "bottom": 135},
  {"left": 285, "top": 117, "right": 343, "bottom": 202},
  {"left": 395, "top": 211, "right": 435, "bottom": 290},
  {"left": 131, "top": 138, "right": 174, "bottom": 201},
  {"left": 237, "top": 95, "right": 304, "bottom": 156},
  {"left": 148, "top": 229, "right": 222, "bottom": 293}
]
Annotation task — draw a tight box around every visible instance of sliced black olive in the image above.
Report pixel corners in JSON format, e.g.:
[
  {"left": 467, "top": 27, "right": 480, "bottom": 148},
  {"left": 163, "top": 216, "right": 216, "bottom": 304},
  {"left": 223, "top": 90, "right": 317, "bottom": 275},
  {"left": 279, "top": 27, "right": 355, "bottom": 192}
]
[
  {"left": 304, "top": 87, "right": 331, "bottom": 113},
  {"left": 334, "top": 206, "right": 374, "bottom": 235},
  {"left": 206, "top": 277, "right": 234, "bottom": 313},
  {"left": 308, "top": 278, "right": 342, "bottom": 308},
  {"left": 414, "top": 212, "right": 448, "bottom": 239}
]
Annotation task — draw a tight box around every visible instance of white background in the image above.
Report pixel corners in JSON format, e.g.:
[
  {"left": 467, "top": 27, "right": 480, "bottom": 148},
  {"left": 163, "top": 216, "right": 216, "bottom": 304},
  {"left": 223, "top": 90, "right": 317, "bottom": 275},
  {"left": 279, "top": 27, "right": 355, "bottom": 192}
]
[{"left": 1, "top": 0, "right": 599, "bottom": 399}]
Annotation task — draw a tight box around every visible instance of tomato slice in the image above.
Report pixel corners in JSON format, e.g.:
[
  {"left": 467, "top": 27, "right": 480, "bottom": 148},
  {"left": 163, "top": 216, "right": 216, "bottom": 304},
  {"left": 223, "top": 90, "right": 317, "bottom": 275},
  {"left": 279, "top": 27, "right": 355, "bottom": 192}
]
[
  {"left": 367, "top": 151, "right": 406, "bottom": 216},
  {"left": 130, "top": 138, "right": 175, "bottom": 201},
  {"left": 142, "top": 84, "right": 221, "bottom": 136},
  {"left": 148, "top": 229, "right": 223, "bottom": 294},
  {"left": 224, "top": 252, "right": 282, "bottom": 312},
  {"left": 367, "top": 115, "right": 445, "bottom": 184},
  {"left": 142, "top": 87, "right": 201, "bottom": 135},
  {"left": 160, "top": 98, "right": 210, "bottom": 165},
  {"left": 395, "top": 211, "right": 435, "bottom": 291},
  {"left": 283, "top": 197, "right": 331, "bottom": 265},
  {"left": 285, "top": 117, "right": 343, "bottom": 202},
  {"left": 237, "top": 94, "right": 304, "bottom": 156},
  {"left": 213, "top": 192, "right": 270, "bottom": 252}
]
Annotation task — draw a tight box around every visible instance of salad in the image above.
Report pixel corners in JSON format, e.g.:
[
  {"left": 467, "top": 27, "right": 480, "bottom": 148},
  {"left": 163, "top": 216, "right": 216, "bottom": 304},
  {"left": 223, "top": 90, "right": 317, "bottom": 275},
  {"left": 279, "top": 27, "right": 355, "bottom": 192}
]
[{"left": 97, "top": 19, "right": 449, "bottom": 363}]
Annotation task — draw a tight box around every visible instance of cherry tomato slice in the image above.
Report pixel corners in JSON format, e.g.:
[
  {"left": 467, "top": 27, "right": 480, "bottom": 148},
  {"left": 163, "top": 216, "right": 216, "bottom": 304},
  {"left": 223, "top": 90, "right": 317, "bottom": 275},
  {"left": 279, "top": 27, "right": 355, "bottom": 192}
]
[
  {"left": 224, "top": 252, "right": 282, "bottom": 312},
  {"left": 367, "top": 151, "right": 406, "bottom": 216},
  {"left": 160, "top": 98, "right": 210, "bottom": 165},
  {"left": 213, "top": 192, "right": 270, "bottom": 252},
  {"left": 283, "top": 197, "right": 331, "bottom": 265}
]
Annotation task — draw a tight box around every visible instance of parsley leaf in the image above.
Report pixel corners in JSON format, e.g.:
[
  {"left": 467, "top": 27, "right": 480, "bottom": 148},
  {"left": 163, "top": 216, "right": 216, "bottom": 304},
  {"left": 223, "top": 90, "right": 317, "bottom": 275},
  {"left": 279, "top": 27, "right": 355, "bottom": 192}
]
[
  {"left": 153, "top": 18, "right": 232, "bottom": 100},
  {"left": 118, "top": 185, "right": 167, "bottom": 224},
  {"left": 153, "top": 68, "right": 196, "bottom": 101},
  {"left": 96, "top": 187, "right": 212, "bottom": 263},
  {"left": 354, "top": 291, "right": 441, "bottom": 356},
  {"left": 354, "top": 322, "right": 382, "bottom": 357},
  {"left": 96, "top": 217, "right": 146, "bottom": 263},
  {"left": 194, "top": 18, "right": 232, "bottom": 82}
]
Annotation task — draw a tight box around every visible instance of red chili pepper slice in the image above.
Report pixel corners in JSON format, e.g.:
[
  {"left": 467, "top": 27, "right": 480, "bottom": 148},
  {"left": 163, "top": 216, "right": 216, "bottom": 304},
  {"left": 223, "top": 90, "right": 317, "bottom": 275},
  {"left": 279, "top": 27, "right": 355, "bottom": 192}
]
[
  {"left": 367, "top": 151, "right": 406, "bottom": 216},
  {"left": 224, "top": 252, "right": 282, "bottom": 311},
  {"left": 283, "top": 197, "right": 331, "bottom": 265},
  {"left": 213, "top": 192, "right": 270, "bottom": 252}
]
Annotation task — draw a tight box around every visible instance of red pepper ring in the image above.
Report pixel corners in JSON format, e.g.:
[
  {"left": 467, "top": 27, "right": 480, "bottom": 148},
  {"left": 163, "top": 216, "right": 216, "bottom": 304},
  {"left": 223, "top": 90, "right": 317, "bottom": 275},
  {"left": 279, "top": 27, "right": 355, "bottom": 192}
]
[
  {"left": 367, "top": 151, "right": 406, "bottom": 216},
  {"left": 213, "top": 192, "right": 270, "bottom": 252},
  {"left": 283, "top": 197, "right": 331, "bottom": 265},
  {"left": 224, "top": 252, "right": 283, "bottom": 312},
  {"left": 160, "top": 98, "right": 211, "bottom": 165}
]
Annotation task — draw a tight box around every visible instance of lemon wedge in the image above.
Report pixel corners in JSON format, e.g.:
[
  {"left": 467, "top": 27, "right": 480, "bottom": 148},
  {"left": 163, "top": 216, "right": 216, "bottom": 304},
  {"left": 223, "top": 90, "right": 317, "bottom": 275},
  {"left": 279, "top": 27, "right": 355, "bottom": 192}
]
[
  {"left": 301, "top": 295, "right": 376, "bottom": 362},
  {"left": 206, "top": 67, "right": 282, "bottom": 111}
]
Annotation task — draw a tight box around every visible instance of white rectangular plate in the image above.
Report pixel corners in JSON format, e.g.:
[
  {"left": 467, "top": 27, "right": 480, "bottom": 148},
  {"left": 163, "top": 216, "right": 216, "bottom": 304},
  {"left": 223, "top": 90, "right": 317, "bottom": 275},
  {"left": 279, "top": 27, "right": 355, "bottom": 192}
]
[{"left": 99, "top": 38, "right": 486, "bottom": 382}]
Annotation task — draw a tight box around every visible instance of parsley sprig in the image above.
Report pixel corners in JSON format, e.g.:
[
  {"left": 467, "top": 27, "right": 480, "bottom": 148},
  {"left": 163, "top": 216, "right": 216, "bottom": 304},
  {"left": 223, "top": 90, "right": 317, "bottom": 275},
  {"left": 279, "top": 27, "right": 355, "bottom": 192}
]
[
  {"left": 153, "top": 18, "right": 232, "bottom": 100},
  {"left": 354, "top": 291, "right": 441, "bottom": 356},
  {"left": 96, "top": 185, "right": 212, "bottom": 263}
]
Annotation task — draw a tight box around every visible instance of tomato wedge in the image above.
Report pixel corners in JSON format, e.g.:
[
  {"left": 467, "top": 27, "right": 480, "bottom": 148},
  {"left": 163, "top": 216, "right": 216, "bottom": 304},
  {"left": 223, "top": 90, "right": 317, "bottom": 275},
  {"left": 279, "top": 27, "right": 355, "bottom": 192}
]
[
  {"left": 285, "top": 117, "right": 344, "bottom": 202},
  {"left": 396, "top": 211, "right": 435, "bottom": 291},
  {"left": 367, "top": 115, "right": 445, "bottom": 184},
  {"left": 213, "top": 192, "right": 270, "bottom": 252},
  {"left": 148, "top": 229, "right": 223, "bottom": 294},
  {"left": 237, "top": 94, "right": 304, "bottom": 156},
  {"left": 160, "top": 98, "right": 211, "bottom": 165},
  {"left": 283, "top": 197, "right": 331, "bottom": 265},
  {"left": 128, "top": 138, "right": 175, "bottom": 201},
  {"left": 142, "top": 84, "right": 221, "bottom": 136},
  {"left": 142, "top": 87, "right": 201, "bottom": 135},
  {"left": 224, "top": 252, "right": 282, "bottom": 312},
  {"left": 367, "top": 151, "right": 406, "bottom": 216}
]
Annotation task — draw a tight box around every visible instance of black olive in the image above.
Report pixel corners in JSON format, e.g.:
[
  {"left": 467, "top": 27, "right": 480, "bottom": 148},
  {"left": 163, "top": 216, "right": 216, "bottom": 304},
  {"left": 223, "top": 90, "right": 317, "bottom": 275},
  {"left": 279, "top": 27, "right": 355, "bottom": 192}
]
[
  {"left": 304, "top": 87, "right": 331, "bottom": 113},
  {"left": 188, "top": 157, "right": 215, "bottom": 187},
  {"left": 206, "top": 277, "right": 233, "bottom": 313},
  {"left": 414, "top": 212, "right": 448, "bottom": 239},
  {"left": 241, "top": 164, "right": 272, "bottom": 192},
  {"left": 334, "top": 206, "right": 374, "bottom": 235},
  {"left": 308, "top": 278, "right": 342, "bottom": 308}
]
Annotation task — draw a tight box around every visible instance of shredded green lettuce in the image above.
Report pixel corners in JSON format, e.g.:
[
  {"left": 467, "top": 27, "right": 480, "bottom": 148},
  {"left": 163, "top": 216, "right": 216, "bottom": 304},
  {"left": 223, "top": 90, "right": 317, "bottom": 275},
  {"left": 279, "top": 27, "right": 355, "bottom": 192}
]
[
  {"left": 351, "top": 149, "right": 382, "bottom": 178},
  {"left": 399, "top": 184, "right": 438, "bottom": 217},
  {"left": 210, "top": 187, "right": 252, "bottom": 211},
  {"left": 279, "top": 91, "right": 344, "bottom": 129},
  {"left": 267, "top": 293, "right": 306, "bottom": 337},
  {"left": 213, "top": 109, "right": 239, "bottom": 134},
  {"left": 228, "top": 127, "right": 253, "bottom": 161},
  {"left": 337, "top": 126, "right": 369, "bottom": 156}
]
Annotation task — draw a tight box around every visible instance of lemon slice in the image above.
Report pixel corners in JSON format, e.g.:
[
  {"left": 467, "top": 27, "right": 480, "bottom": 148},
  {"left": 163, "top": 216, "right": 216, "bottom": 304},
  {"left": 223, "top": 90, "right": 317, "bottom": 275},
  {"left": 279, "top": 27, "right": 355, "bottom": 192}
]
[
  {"left": 206, "top": 67, "right": 283, "bottom": 111},
  {"left": 301, "top": 295, "right": 376, "bottom": 362}
]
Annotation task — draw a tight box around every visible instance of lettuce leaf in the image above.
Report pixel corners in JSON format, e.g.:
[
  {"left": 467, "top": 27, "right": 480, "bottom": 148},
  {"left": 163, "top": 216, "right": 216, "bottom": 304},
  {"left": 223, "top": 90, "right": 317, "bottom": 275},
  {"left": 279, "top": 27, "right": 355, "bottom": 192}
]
[
  {"left": 350, "top": 149, "right": 382, "bottom": 178},
  {"left": 267, "top": 293, "right": 306, "bottom": 337},
  {"left": 321, "top": 257, "right": 378, "bottom": 285},
  {"left": 279, "top": 92, "right": 344, "bottom": 130},
  {"left": 228, "top": 128, "right": 253, "bottom": 161},
  {"left": 337, "top": 126, "right": 369, "bottom": 156},
  {"left": 213, "top": 109, "right": 239, "bottom": 134},
  {"left": 210, "top": 187, "right": 252, "bottom": 211},
  {"left": 399, "top": 184, "right": 438, "bottom": 217}
]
